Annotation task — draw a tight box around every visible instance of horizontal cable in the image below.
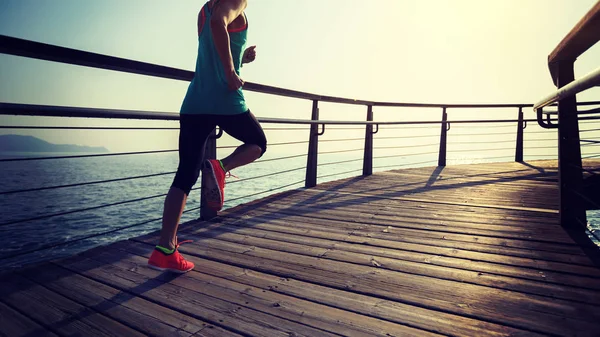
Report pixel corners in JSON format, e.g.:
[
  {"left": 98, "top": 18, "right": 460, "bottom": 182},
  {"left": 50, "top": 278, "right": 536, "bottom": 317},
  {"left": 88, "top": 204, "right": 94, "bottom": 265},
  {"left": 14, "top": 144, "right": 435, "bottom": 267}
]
[
  {"left": 450, "top": 131, "right": 516, "bottom": 137},
  {"left": 317, "top": 158, "right": 363, "bottom": 167},
  {"left": 576, "top": 107, "right": 600, "bottom": 115},
  {"left": 581, "top": 128, "right": 600, "bottom": 133},
  {"left": 324, "top": 127, "right": 367, "bottom": 131},
  {"left": 0, "top": 216, "right": 163, "bottom": 261},
  {"left": 255, "top": 117, "right": 545, "bottom": 126},
  {"left": 0, "top": 171, "right": 175, "bottom": 195},
  {"left": 525, "top": 155, "right": 559, "bottom": 157},
  {"left": 262, "top": 127, "right": 308, "bottom": 131},
  {"left": 218, "top": 142, "right": 309, "bottom": 150},
  {"left": 317, "top": 169, "right": 363, "bottom": 180},
  {"left": 188, "top": 166, "right": 306, "bottom": 192},
  {"left": 319, "top": 148, "right": 364, "bottom": 155},
  {"left": 225, "top": 166, "right": 305, "bottom": 185},
  {"left": 256, "top": 153, "right": 307, "bottom": 164},
  {"left": 583, "top": 154, "right": 600, "bottom": 159},
  {"left": 581, "top": 139, "right": 600, "bottom": 144},
  {"left": 447, "top": 148, "right": 511, "bottom": 153},
  {"left": 445, "top": 155, "right": 515, "bottom": 161},
  {"left": 524, "top": 138, "right": 556, "bottom": 142},
  {"left": 373, "top": 143, "right": 439, "bottom": 150},
  {"left": 375, "top": 134, "right": 439, "bottom": 140},
  {"left": 374, "top": 151, "right": 439, "bottom": 160},
  {"left": 0, "top": 149, "right": 177, "bottom": 162},
  {"left": 320, "top": 138, "right": 364, "bottom": 143},
  {"left": 225, "top": 180, "right": 305, "bottom": 203},
  {"left": 0, "top": 126, "right": 178, "bottom": 130},
  {"left": 451, "top": 139, "right": 515, "bottom": 145},
  {"left": 525, "top": 131, "right": 557, "bottom": 134},
  {"left": 453, "top": 123, "right": 516, "bottom": 129},
  {"left": 0, "top": 193, "right": 167, "bottom": 227},
  {"left": 382, "top": 125, "right": 441, "bottom": 130},
  {"left": 373, "top": 159, "right": 438, "bottom": 170},
  {"left": 182, "top": 206, "right": 201, "bottom": 214},
  {"left": 525, "top": 146, "right": 557, "bottom": 150},
  {"left": 267, "top": 140, "right": 309, "bottom": 147},
  {"left": 579, "top": 118, "right": 600, "bottom": 123}
]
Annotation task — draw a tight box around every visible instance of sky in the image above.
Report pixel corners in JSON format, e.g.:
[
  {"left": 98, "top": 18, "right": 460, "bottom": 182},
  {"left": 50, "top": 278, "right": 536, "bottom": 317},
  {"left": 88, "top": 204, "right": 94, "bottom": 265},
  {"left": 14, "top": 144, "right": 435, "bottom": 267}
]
[{"left": 0, "top": 0, "right": 599, "bottom": 152}]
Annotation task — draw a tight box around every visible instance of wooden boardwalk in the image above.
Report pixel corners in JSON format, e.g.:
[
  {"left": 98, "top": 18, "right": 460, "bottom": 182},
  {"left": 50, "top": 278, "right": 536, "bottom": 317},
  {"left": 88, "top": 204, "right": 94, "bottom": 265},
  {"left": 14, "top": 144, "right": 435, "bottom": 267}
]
[{"left": 2, "top": 160, "right": 600, "bottom": 337}]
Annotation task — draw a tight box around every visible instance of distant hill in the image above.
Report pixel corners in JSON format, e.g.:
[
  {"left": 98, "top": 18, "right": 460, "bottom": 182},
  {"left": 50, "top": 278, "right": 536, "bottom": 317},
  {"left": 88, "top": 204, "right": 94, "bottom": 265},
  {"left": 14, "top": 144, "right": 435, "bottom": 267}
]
[{"left": 0, "top": 135, "right": 109, "bottom": 153}]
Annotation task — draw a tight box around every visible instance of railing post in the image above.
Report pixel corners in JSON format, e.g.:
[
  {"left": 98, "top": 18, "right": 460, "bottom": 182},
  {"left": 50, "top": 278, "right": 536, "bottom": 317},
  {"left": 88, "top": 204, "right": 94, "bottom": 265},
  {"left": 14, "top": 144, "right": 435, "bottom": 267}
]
[
  {"left": 305, "top": 100, "right": 319, "bottom": 188},
  {"left": 555, "top": 60, "right": 586, "bottom": 229},
  {"left": 200, "top": 128, "right": 218, "bottom": 220},
  {"left": 363, "top": 105, "right": 374, "bottom": 176},
  {"left": 438, "top": 107, "right": 448, "bottom": 167},
  {"left": 515, "top": 107, "right": 524, "bottom": 162}
]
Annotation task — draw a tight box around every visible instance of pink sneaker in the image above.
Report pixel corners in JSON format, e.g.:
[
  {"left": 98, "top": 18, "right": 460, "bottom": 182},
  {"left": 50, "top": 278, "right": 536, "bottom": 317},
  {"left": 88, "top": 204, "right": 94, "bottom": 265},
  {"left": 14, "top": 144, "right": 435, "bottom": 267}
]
[
  {"left": 148, "top": 240, "right": 194, "bottom": 273},
  {"left": 202, "top": 159, "right": 226, "bottom": 211}
]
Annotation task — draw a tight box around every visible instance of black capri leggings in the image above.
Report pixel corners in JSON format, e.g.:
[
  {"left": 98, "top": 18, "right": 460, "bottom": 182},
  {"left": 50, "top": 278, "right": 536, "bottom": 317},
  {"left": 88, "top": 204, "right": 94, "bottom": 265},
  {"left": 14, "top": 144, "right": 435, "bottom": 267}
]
[{"left": 172, "top": 110, "right": 267, "bottom": 195}]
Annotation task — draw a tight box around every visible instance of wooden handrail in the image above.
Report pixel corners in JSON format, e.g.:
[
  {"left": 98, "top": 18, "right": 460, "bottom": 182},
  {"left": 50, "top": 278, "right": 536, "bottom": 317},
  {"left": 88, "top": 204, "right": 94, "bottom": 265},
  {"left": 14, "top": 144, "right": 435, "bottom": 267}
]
[
  {"left": 0, "top": 34, "right": 534, "bottom": 109},
  {"left": 548, "top": 1, "right": 600, "bottom": 85}
]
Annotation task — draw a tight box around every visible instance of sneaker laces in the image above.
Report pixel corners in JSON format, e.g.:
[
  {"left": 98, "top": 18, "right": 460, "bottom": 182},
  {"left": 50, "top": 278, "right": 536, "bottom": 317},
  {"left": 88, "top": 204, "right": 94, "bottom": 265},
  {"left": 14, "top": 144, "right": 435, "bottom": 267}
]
[
  {"left": 175, "top": 238, "right": 193, "bottom": 250},
  {"left": 223, "top": 171, "right": 238, "bottom": 188},
  {"left": 225, "top": 171, "right": 238, "bottom": 179}
]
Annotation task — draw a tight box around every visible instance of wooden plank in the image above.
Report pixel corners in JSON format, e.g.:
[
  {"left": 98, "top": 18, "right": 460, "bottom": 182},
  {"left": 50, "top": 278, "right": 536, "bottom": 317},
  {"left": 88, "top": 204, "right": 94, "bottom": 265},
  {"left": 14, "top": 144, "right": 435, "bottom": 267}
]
[
  {"left": 119, "top": 239, "right": 545, "bottom": 337},
  {"left": 131, "top": 236, "right": 600, "bottom": 336},
  {"left": 0, "top": 301, "right": 58, "bottom": 337},
  {"left": 17, "top": 263, "right": 222, "bottom": 337},
  {"left": 53, "top": 251, "right": 344, "bottom": 337},
  {"left": 83, "top": 247, "right": 443, "bottom": 337},
  {"left": 0, "top": 274, "right": 146, "bottom": 337}
]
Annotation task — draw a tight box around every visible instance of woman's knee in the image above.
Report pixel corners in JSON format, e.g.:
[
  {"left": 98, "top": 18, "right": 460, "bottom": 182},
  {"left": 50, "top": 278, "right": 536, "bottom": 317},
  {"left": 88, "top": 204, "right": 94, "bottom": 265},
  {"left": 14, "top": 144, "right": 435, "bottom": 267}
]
[
  {"left": 252, "top": 141, "right": 267, "bottom": 158},
  {"left": 172, "top": 168, "right": 200, "bottom": 195}
]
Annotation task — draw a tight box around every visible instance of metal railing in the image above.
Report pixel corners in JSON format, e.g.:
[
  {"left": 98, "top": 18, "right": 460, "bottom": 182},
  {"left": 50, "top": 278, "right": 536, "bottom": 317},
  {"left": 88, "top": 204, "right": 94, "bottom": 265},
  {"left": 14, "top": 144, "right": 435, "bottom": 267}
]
[
  {"left": 532, "top": 1, "right": 600, "bottom": 230},
  {"left": 1, "top": 34, "right": 600, "bottom": 267}
]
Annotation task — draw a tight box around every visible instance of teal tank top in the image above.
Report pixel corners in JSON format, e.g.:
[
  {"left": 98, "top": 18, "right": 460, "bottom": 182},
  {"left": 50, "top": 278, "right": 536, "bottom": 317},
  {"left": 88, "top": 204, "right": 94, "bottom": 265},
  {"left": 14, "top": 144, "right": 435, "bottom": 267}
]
[{"left": 180, "top": 1, "right": 248, "bottom": 115}]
